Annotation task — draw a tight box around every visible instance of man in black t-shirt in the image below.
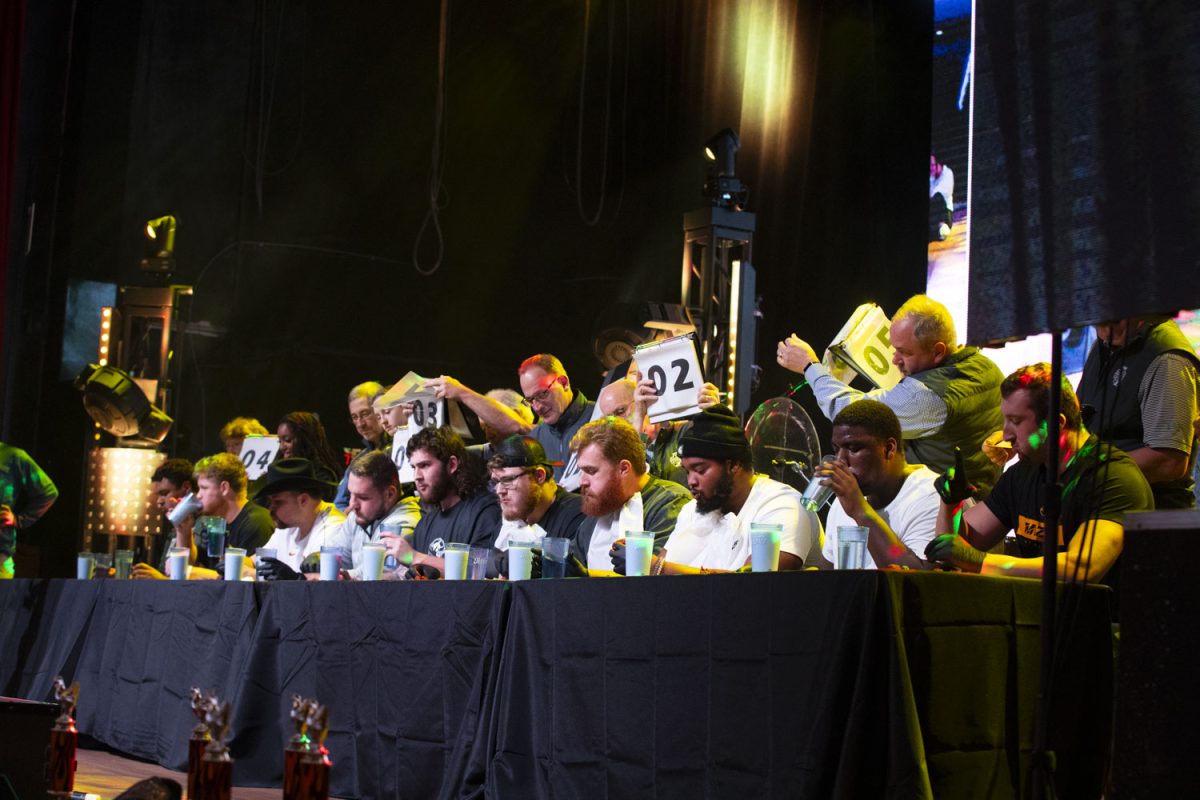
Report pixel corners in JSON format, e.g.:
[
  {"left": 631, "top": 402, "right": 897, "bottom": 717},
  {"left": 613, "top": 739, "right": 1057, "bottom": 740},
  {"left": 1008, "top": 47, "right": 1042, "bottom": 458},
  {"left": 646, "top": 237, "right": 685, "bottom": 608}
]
[
  {"left": 382, "top": 426, "right": 500, "bottom": 577},
  {"left": 927, "top": 364, "right": 1153, "bottom": 583},
  {"left": 489, "top": 435, "right": 587, "bottom": 548}
]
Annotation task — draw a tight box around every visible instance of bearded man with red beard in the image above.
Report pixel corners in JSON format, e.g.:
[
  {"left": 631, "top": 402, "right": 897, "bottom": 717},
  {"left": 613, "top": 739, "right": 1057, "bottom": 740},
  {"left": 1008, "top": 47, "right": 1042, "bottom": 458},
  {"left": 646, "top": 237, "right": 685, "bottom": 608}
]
[{"left": 568, "top": 416, "right": 691, "bottom": 575}]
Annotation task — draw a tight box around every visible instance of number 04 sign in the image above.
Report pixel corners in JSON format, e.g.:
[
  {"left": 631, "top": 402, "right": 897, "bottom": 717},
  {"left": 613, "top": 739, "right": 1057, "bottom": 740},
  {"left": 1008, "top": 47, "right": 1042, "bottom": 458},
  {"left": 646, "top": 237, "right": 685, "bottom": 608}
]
[
  {"left": 634, "top": 334, "right": 703, "bottom": 424},
  {"left": 240, "top": 436, "right": 281, "bottom": 480}
]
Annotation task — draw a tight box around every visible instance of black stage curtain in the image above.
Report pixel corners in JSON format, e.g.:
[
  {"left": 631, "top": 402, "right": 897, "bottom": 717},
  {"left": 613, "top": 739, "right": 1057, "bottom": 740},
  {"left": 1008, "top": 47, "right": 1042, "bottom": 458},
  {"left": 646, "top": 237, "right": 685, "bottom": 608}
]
[
  {"left": 968, "top": 0, "right": 1200, "bottom": 344},
  {"left": 0, "top": 573, "right": 1112, "bottom": 799}
]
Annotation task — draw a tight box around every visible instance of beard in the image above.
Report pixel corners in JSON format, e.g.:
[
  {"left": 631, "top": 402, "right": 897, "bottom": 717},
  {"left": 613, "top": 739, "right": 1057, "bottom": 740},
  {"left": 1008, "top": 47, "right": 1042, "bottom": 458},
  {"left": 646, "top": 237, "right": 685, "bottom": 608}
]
[
  {"left": 694, "top": 471, "right": 734, "bottom": 514},
  {"left": 580, "top": 482, "right": 627, "bottom": 518},
  {"left": 500, "top": 492, "right": 537, "bottom": 522},
  {"left": 419, "top": 471, "right": 455, "bottom": 507}
]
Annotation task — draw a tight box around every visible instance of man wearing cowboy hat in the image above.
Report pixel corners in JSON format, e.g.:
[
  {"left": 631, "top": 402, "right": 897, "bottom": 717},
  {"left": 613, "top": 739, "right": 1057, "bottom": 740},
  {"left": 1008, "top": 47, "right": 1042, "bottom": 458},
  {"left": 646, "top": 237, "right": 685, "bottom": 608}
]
[{"left": 254, "top": 457, "right": 348, "bottom": 580}]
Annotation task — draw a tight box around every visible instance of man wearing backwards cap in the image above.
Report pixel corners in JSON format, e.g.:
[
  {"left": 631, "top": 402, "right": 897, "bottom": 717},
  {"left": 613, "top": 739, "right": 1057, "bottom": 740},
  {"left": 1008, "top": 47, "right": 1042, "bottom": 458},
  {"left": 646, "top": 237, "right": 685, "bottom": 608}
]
[
  {"left": 488, "top": 435, "right": 587, "bottom": 551},
  {"left": 253, "top": 457, "right": 348, "bottom": 580},
  {"left": 633, "top": 405, "right": 817, "bottom": 574}
]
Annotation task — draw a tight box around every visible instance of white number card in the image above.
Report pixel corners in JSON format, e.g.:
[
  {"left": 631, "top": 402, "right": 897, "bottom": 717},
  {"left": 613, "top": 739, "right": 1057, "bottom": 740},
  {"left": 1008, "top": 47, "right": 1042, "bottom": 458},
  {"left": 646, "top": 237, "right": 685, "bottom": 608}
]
[
  {"left": 240, "top": 435, "right": 280, "bottom": 480},
  {"left": 634, "top": 334, "right": 703, "bottom": 424},
  {"left": 391, "top": 428, "right": 414, "bottom": 484},
  {"left": 407, "top": 397, "right": 445, "bottom": 432},
  {"left": 824, "top": 304, "right": 904, "bottom": 390}
]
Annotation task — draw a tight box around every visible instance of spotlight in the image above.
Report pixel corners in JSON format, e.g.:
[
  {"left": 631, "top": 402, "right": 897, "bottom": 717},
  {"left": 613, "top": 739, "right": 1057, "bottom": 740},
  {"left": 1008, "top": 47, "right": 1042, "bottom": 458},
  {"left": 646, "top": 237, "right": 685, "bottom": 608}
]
[
  {"left": 74, "top": 363, "right": 173, "bottom": 443},
  {"left": 702, "top": 129, "right": 748, "bottom": 210},
  {"left": 140, "top": 214, "right": 177, "bottom": 274}
]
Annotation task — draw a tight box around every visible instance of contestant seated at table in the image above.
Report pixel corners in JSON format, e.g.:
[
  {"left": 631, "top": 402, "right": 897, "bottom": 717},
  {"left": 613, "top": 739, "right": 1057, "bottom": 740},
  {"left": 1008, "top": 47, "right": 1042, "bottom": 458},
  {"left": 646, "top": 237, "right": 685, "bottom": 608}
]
[
  {"left": 625, "top": 404, "right": 817, "bottom": 574},
  {"left": 570, "top": 416, "right": 691, "bottom": 576},
  {"left": 134, "top": 454, "right": 276, "bottom": 579},
  {"left": 380, "top": 426, "right": 500, "bottom": 578},
  {"left": 926, "top": 363, "right": 1154, "bottom": 584},
  {"left": 253, "top": 458, "right": 348, "bottom": 581},
  {"left": 338, "top": 449, "right": 419, "bottom": 580},
  {"left": 810, "top": 400, "right": 940, "bottom": 570},
  {"left": 599, "top": 373, "right": 721, "bottom": 485},
  {"left": 489, "top": 436, "right": 587, "bottom": 579},
  {"left": 136, "top": 457, "right": 193, "bottom": 576}
]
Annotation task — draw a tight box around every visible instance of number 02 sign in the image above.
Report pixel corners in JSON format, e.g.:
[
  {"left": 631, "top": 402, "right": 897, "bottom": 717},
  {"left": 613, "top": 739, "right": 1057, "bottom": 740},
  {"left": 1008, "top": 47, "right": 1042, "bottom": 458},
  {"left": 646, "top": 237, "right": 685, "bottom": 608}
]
[
  {"left": 634, "top": 334, "right": 703, "bottom": 424},
  {"left": 240, "top": 436, "right": 281, "bottom": 480}
]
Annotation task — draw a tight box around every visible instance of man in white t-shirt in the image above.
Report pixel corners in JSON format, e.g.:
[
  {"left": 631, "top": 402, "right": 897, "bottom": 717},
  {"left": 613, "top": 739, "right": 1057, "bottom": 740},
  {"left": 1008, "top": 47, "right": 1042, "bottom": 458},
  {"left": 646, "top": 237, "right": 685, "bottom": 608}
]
[
  {"left": 815, "top": 399, "right": 940, "bottom": 569},
  {"left": 637, "top": 405, "right": 819, "bottom": 574},
  {"left": 253, "top": 458, "right": 348, "bottom": 579}
]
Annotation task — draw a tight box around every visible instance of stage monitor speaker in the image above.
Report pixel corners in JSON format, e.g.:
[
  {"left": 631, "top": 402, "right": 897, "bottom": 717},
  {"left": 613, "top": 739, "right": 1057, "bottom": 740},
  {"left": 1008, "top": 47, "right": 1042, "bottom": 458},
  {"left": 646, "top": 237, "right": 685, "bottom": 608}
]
[
  {"left": 1111, "top": 510, "right": 1200, "bottom": 797},
  {"left": 0, "top": 696, "right": 56, "bottom": 799},
  {"left": 968, "top": 0, "right": 1200, "bottom": 345}
]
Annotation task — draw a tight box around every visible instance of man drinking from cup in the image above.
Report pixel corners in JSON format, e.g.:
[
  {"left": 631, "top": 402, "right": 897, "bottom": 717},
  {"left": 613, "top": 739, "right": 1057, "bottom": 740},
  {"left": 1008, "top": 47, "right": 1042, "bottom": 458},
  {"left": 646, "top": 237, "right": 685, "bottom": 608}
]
[
  {"left": 634, "top": 405, "right": 817, "bottom": 574},
  {"left": 812, "top": 400, "right": 940, "bottom": 570}
]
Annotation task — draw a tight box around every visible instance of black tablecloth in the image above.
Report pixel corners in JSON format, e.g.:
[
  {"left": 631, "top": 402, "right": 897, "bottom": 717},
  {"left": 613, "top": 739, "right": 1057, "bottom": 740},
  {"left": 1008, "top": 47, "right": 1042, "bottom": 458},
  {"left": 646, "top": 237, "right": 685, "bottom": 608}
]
[{"left": 0, "top": 572, "right": 1113, "bottom": 799}]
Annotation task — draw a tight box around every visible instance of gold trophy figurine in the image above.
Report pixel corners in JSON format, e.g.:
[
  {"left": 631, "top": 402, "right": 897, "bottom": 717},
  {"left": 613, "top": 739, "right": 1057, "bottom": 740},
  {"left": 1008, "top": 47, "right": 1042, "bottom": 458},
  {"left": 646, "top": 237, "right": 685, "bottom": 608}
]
[{"left": 47, "top": 676, "right": 80, "bottom": 796}]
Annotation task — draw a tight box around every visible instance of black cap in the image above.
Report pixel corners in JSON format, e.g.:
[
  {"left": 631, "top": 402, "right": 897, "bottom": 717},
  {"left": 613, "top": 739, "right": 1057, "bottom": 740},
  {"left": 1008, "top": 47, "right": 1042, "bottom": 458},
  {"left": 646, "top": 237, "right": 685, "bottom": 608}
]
[
  {"left": 678, "top": 405, "right": 752, "bottom": 462},
  {"left": 491, "top": 435, "right": 561, "bottom": 469},
  {"left": 253, "top": 457, "right": 336, "bottom": 500}
]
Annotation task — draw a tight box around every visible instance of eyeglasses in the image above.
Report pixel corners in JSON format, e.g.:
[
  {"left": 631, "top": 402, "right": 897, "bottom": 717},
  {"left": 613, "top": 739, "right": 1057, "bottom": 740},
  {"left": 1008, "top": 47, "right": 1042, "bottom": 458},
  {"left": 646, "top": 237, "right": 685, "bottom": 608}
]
[
  {"left": 349, "top": 411, "right": 378, "bottom": 423},
  {"left": 524, "top": 375, "right": 561, "bottom": 406},
  {"left": 493, "top": 469, "right": 533, "bottom": 488}
]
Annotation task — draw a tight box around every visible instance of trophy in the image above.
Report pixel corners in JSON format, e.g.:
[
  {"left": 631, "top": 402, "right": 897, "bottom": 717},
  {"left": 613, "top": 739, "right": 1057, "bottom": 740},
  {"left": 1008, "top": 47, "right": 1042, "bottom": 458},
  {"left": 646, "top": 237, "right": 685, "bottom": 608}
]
[
  {"left": 284, "top": 696, "right": 332, "bottom": 800},
  {"left": 191, "top": 693, "right": 233, "bottom": 800},
  {"left": 46, "top": 676, "right": 80, "bottom": 796},
  {"left": 187, "top": 687, "right": 212, "bottom": 799}
]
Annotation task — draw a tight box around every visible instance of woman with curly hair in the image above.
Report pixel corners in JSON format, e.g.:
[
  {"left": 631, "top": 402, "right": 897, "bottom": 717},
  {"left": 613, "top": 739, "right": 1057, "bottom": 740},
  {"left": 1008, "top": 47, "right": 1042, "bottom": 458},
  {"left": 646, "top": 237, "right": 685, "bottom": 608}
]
[{"left": 276, "top": 412, "right": 344, "bottom": 487}]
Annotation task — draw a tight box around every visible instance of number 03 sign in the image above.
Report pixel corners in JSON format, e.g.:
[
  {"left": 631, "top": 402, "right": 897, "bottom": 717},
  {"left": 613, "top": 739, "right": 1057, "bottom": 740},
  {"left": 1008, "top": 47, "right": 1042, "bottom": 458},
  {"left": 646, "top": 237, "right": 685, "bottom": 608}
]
[
  {"left": 634, "top": 334, "right": 703, "bottom": 424},
  {"left": 239, "top": 436, "right": 281, "bottom": 480}
]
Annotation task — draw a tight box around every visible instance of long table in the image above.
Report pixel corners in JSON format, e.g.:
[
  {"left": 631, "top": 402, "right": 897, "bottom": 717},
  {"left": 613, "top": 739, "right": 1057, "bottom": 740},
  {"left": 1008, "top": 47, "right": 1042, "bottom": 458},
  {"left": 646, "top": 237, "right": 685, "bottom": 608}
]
[{"left": 0, "top": 572, "right": 1113, "bottom": 798}]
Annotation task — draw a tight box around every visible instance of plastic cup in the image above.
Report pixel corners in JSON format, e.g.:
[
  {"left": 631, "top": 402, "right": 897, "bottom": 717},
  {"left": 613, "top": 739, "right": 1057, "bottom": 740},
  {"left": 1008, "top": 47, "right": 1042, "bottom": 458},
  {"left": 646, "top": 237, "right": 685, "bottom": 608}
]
[
  {"left": 76, "top": 552, "right": 95, "bottom": 580},
  {"left": 224, "top": 547, "right": 246, "bottom": 581},
  {"left": 749, "top": 523, "right": 783, "bottom": 572},
  {"left": 255, "top": 548, "right": 277, "bottom": 581},
  {"left": 319, "top": 546, "right": 342, "bottom": 581},
  {"left": 167, "top": 547, "right": 190, "bottom": 580},
  {"left": 469, "top": 547, "right": 491, "bottom": 580},
  {"left": 202, "top": 517, "right": 227, "bottom": 560},
  {"left": 624, "top": 532, "right": 655, "bottom": 577},
  {"left": 541, "top": 537, "right": 570, "bottom": 579},
  {"left": 801, "top": 455, "right": 838, "bottom": 512},
  {"left": 114, "top": 549, "right": 134, "bottom": 580},
  {"left": 443, "top": 543, "right": 470, "bottom": 580},
  {"left": 836, "top": 526, "right": 869, "bottom": 570},
  {"left": 508, "top": 543, "right": 533, "bottom": 581},
  {"left": 361, "top": 543, "right": 386, "bottom": 581}
]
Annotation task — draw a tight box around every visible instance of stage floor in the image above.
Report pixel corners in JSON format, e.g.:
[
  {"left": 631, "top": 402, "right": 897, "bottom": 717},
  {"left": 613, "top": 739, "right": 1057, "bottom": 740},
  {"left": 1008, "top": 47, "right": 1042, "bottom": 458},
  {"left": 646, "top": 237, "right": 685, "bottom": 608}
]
[{"left": 75, "top": 746, "right": 346, "bottom": 799}]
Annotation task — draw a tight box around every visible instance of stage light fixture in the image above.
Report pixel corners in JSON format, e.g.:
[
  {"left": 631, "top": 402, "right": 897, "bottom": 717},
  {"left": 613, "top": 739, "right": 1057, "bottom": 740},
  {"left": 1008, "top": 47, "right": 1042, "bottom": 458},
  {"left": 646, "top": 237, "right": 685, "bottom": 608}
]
[
  {"left": 74, "top": 363, "right": 173, "bottom": 443},
  {"left": 140, "top": 214, "right": 177, "bottom": 274},
  {"left": 702, "top": 128, "right": 748, "bottom": 210}
]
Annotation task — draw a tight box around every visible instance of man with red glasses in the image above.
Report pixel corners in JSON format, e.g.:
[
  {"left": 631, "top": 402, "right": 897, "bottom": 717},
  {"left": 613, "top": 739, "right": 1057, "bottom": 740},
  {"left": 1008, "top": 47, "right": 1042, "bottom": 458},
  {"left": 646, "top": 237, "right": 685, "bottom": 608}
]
[
  {"left": 516, "top": 354, "right": 597, "bottom": 491},
  {"left": 424, "top": 354, "right": 596, "bottom": 489}
]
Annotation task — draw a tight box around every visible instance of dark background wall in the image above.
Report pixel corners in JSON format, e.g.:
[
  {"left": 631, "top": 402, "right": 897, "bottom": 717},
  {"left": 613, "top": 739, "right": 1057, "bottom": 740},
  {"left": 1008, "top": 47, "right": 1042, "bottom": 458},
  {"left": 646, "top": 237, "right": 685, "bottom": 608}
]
[{"left": 2, "top": 0, "right": 931, "bottom": 575}]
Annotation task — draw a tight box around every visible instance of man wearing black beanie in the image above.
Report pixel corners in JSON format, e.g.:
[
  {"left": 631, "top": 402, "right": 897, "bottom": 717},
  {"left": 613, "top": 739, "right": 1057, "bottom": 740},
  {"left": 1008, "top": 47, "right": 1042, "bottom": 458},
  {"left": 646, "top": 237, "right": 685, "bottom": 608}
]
[{"left": 618, "top": 405, "right": 819, "bottom": 574}]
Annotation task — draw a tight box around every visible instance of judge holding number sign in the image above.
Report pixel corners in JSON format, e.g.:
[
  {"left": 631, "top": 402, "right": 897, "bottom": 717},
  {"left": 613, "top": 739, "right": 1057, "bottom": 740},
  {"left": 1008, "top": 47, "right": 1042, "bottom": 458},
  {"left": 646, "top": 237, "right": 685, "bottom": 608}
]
[{"left": 778, "top": 294, "right": 1005, "bottom": 499}]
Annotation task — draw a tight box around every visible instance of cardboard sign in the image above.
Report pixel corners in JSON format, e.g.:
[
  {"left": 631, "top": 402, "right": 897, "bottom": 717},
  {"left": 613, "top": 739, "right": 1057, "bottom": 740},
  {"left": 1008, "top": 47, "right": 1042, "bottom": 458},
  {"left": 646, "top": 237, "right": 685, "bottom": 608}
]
[
  {"left": 239, "top": 436, "right": 280, "bottom": 480},
  {"left": 823, "top": 304, "right": 904, "bottom": 390},
  {"left": 634, "top": 334, "right": 703, "bottom": 424}
]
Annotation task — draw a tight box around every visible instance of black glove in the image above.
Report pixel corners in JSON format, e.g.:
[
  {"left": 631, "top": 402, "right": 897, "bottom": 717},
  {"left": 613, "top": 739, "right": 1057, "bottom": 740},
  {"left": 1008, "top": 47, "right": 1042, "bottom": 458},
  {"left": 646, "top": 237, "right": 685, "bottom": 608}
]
[
  {"left": 409, "top": 563, "right": 442, "bottom": 580},
  {"left": 257, "top": 556, "right": 303, "bottom": 581},
  {"left": 298, "top": 553, "right": 323, "bottom": 575},
  {"left": 935, "top": 447, "right": 977, "bottom": 505},
  {"left": 564, "top": 552, "right": 588, "bottom": 578},
  {"left": 609, "top": 541, "right": 628, "bottom": 575},
  {"left": 924, "top": 534, "right": 985, "bottom": 573}
]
